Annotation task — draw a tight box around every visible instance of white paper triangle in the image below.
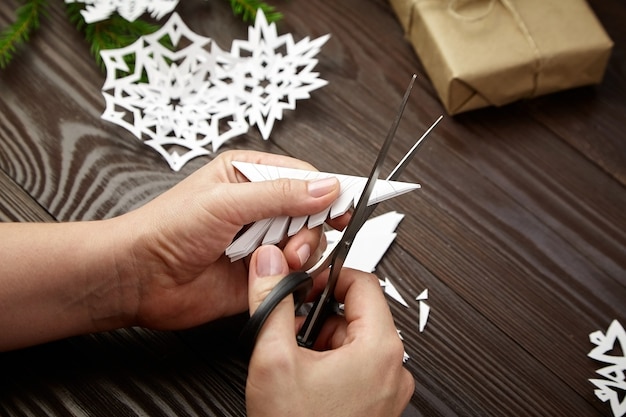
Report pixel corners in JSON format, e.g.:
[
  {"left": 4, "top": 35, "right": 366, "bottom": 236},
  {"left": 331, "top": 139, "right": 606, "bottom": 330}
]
[
  {"left": 380, "top": 277, "right": 409, "bottom": 308},
  {"left": 419, "top": 301, "right": 431, "bottom": 332}
]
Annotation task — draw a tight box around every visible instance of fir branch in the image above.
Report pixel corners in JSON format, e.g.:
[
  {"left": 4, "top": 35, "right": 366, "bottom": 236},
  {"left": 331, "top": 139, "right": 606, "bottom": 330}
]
[
  {"left": 65, "top": 3, "right": 164, "bottom": 70},
  {"left": 1, "top": 0, "right": 281, "bottom": 71},
  {"left": 228, "top": 0, "right": 282, "bottom": 23},
  {"left": 0, "top": 0, "right": 49, "bottom": 69}
]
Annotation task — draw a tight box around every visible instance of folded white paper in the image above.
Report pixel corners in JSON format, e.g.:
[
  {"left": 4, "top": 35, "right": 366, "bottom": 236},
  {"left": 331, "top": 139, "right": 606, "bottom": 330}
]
[{"left": 225, "top": 163, "right": 419, "bottom": 261}]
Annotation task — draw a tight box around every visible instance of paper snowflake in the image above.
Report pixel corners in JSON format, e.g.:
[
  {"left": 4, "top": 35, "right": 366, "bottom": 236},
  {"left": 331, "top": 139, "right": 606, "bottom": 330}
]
[
  {"left": 225, "top": 162, "right": 420, "bottom": 261},
  {"left": 230, "top": 13, "right": 330, "bottom": 139},
  {"left": 65, "top": 0, "right": 179, "bottom": 23},
  {"left": 100, "top": 11, "right": 329, "bottom": 171},
  {"left": 588, "top": 320, "right": 626, "bottom": 417}
]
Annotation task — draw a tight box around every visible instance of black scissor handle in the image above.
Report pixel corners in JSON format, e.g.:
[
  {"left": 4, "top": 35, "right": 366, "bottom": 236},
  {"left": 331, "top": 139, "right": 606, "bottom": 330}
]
[
  {"left": 239, "top": 271, "right": 312, "bottom": 356},
  {"left": 296, "top": 293, "right": 337, "bottom": 349}
]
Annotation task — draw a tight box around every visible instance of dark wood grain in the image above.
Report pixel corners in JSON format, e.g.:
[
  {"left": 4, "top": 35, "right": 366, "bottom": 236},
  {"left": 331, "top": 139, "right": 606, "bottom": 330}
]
[
  {"left": 0, "top": 169, "right": 54, "bottom": 222},
  {"left": 1, "top": 0, "right": 625, "bottom": 416}
]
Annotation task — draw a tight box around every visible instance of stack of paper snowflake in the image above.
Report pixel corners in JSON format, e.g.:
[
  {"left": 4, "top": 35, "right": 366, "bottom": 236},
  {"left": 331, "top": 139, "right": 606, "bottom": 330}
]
[{"left": 74, "top": 0, "right": 330, "bottom": 170}]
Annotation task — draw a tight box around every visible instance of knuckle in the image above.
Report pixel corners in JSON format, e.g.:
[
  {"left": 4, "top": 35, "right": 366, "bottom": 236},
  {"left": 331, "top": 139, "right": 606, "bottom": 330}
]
[
  {"left": 271, "top": 178, "right": 296, "bottom": 200},
  {"left": 214, "top": 150, "right": 234, "bottom": 165},
  {"left": 215, "top": 150, "right": 230, "bottom": 160}
]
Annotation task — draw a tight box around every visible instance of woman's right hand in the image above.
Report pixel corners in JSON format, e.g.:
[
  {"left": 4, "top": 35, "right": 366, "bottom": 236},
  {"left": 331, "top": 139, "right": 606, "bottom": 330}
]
[{"left": 245, "top": 245, "right": 415, "bottom": 417}]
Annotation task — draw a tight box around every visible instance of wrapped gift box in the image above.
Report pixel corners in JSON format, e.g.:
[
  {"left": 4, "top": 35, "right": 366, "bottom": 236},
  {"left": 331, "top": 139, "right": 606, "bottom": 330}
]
[{"left": 389, "top": 0, "right": 614, "bottom": 114}]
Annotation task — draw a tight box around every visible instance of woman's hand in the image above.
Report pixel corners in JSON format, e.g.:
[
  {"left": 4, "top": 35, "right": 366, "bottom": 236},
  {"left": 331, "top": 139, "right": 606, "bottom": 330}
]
[
  {"left": 0, "top": 150, "right": 347, "bottom": 350},
  {"left": 245, "top": 245, "right": 415, "bottom": 417},
  {"left": 117, "top": 150, "right": 347, "bottom": 330}
]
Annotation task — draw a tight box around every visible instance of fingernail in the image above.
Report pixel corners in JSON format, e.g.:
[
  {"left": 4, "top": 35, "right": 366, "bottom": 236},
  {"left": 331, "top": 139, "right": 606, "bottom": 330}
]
[
  {"left": 256, "top": 245, "right": 284, "bottom": 277},
  {"left": 308, "top": 177, "right": 338, "bottom": 198},
  {"left": 296, "top": 244, "right": 311, "bottom": 267}
]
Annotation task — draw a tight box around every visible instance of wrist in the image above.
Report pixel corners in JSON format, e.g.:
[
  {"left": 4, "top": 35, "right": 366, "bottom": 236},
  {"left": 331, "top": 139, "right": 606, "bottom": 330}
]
[
  {"left": 0, "top": 220, "right": 140, "bottom": 350},
  {"left": 85, "top": 216, "right": 140, "bottom": 332}
]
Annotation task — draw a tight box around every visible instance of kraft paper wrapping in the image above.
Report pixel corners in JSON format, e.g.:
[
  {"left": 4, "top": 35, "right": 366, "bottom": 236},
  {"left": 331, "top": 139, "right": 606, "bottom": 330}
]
[{"left": 389, "top": 0, "right": 614, "bottom": 114}]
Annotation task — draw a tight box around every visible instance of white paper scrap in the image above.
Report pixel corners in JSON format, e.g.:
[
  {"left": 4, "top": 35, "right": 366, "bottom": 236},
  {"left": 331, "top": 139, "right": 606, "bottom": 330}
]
[
  {"left": 588, "top": 320, "right": 626, "bottom": 417},
  {"left": 380, "top": 277, "right": 409, "bottom": 308},
  {"left": 416, "top": 289, "right": 429, "bottom": 301},
  {"left": 418, "top": 301, "right": 431, "bottom": 333},
  {"left": 415, "top": 288, "right": 431, "bottom": 332},
  {"left": 323, "top": 211, "right": 405, "bottom": 273}
]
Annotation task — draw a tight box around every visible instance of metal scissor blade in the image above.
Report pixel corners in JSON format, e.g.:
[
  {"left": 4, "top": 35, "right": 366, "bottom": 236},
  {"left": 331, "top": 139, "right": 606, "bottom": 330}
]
[
  {"left": 328, "top": 74, "right": 417, "bottom": 285},
  {"left": 357, "top": 114, "right": 444, "bottom": 223},
  {"left": 297, "top": 75, "right": 417, "bottom": 347},
  {"left": 304, "top": 113, "right": 442, "bottom": 280},
  {"left": 387, "top": 114, "right": 443, "bottom": 181}
]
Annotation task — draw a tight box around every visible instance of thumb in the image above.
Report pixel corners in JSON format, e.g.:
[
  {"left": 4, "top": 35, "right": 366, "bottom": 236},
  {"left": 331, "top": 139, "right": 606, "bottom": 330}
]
[
  {"left": 247, "top": 245, "right": 297, "bottom": 350},
  {"left": 223, "top": 177, "right": 340, "bottom": 226}
]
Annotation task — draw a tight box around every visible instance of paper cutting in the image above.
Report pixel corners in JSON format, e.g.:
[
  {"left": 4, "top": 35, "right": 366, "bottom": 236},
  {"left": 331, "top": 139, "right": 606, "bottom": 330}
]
[
  {"left": 325, "top": 211, "right": 405, "bottom": 273},
  {"left": 416, "top": 289, "right": 430, "bottom": 332},
  {"left": 588, "top": 320, "right": 626, "bottom": 417},
  {"left": 65, "top": 0, "right": 179, "bottom": 23},
  {"left": 229, "top": 14, "right": 330, "bottom": 140},
  {"left": 226, "top": 161, "right": 417, "bottom": 261},
  {"left": 380, "top": 277, "right": 409, "bottom": 308},
  {"left": 418, "top": 301, "right": 430, "bottom": 333},
  {"left": 100, "top": 11, "right": 329, "bottom": 171}
]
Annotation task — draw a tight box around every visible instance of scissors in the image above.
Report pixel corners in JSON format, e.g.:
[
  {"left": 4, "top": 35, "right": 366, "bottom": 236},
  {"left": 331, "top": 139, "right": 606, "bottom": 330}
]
[{"left": 240, "top": 75, "right": 442, "bottom": 353}]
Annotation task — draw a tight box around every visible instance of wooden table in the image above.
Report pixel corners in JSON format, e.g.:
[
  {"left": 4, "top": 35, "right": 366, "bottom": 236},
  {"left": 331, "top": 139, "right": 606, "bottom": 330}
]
[{"left": 1, "top": 1, "right": 625, "bottom": 416}]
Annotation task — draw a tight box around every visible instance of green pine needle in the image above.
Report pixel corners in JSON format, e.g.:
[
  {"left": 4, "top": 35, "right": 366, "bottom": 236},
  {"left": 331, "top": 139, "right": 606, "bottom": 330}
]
[
  {"left": 65, "top": 3, "right": 164, "bottom": 70},
  {"left": 1, "top": 0, "right": 281, "bottom": 70},
  {"left": 229, "top": 0, "right": 282, "bottom": 23},
  {"left": 0, "top": 0, "right": 49, "bottom": 69}
]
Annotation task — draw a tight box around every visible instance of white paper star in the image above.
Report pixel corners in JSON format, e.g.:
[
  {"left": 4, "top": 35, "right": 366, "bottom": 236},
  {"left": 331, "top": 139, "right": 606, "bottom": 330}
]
[
  {"left": 65, "top": 0, "right": 179, "bottom": 23},
  {"left": 100, "top": 11, "right": 329, "bottom": 171}
]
